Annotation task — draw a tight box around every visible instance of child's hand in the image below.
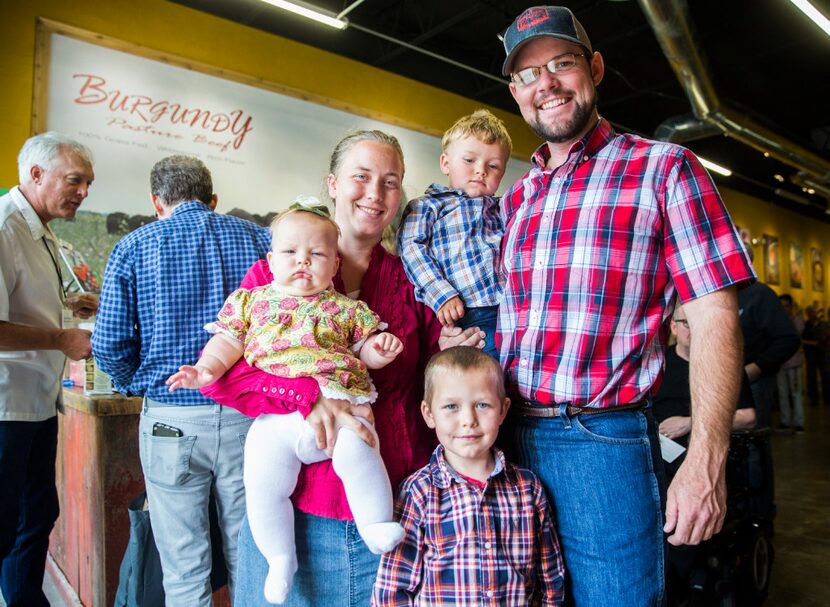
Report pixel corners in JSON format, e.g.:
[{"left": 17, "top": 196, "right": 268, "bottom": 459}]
[
  {"left": 360, "top": 332, "right": 403, "bottom": 369},
  {"left": 166, "top": 365, "right": 219, "bottom": 391},
  {"left": 437, "top": 296, "right": 465, "bottom": 327},
  {"left": 372, "top": 332, "right": 403, "bottom": 360}
]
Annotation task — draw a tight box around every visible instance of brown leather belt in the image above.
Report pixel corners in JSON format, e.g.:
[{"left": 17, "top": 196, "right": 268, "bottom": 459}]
[{"left": 514, "top": 399, "right": 646, "bottom": 418}]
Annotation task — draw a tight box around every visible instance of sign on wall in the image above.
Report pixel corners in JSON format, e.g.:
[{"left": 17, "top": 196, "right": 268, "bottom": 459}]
[{"left": 37, "top": 21, "right": 529, "bottom": 217}]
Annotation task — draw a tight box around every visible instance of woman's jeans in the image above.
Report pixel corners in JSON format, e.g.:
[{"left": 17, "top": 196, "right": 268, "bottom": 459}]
[
  {"left": 502, "top": 405, "right": 667, "bottom": 607},
  {"left": 234, "top": 510, "right": 380, "bottom": 607}
]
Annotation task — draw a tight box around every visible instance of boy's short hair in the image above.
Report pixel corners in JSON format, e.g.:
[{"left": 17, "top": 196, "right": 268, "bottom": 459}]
[
  {"left": 441, "top": 109, "right": 513, "bottom": 157},
  {"left": 424, "top": 346, "right": 506, "bottom": 403}
]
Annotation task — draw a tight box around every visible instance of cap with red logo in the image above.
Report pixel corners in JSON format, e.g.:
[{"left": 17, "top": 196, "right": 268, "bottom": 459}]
[{"left": 502, "top": 6, "right": 593, "bottom": 76}]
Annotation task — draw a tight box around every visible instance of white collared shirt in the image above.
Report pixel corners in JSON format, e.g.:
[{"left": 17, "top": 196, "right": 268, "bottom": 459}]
[{"left": 0, "top": 186, "right": 66, "bottom": 421}]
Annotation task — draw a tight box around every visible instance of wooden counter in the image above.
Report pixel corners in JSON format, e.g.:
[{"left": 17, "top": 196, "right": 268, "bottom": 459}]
[{"left": 50, "top": 388, "right": 230, "bottom": 606}]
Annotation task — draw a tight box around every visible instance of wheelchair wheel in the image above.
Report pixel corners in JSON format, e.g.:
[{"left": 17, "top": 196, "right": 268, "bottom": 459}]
[{"left": 737, "top": 526, "right": 773, "bottom": 605}]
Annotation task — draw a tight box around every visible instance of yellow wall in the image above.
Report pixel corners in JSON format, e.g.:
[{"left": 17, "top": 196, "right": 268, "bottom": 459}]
[
  {"left": 2, "top": 0, "right": 828, "bottom": 309},
  {"left": 721, "top": 186, "right": 830, "bottom": 311}
]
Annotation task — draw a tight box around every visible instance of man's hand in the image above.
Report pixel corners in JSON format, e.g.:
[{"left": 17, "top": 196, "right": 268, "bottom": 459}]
[
  {"left": 57, "top": 328, "right": 92, "bottom": 360},
  {"left": 437, "top": 296, "right": 465, "bottom": 327},
  {"left": 438, "top": 325, "right": 485, "bottom": 350},
  {"left": 305, "top": 396, "right": 375, "bottom": 455},
  {"left": 166, "top": 365, "right": 220, "bottom": 391},
  {"left": 659, "top": 416, "right": 692, "bottom": 439},
  {"left": 360, "top": 332, "right": 404, "bottom": 369},
  {"left": 66, "top": 293, "right": 99, "bottom": 319},
  {"left": 744, "top": 362, "right": 762, "bottom": 383},
  {"left": 664, "top": 454, "right": 727, "bottom": 545}
]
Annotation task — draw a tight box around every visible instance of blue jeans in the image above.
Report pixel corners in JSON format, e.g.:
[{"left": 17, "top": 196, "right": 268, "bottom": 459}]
[
  {"left": 502, "top": 405, "right": 666, "bottom": 607},
  {"left": 139, "top": 400, "right": 252, "bottom": 607},
  {"left": 457, "top": 305, "right": 498, "bottom": 359},
  {"left": 234, "top": 510, "right": 380, "bottom": 607},
  {"left": 0, "top": 416, "right": 59, "bottom": 607}
]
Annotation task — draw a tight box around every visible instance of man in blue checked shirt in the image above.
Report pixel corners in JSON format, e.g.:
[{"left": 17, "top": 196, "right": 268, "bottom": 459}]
[{"left": 92, "top": 156, "right": 270, "bottom": 606}]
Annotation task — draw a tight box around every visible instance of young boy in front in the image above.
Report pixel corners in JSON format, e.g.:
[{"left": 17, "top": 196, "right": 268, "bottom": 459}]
[
  {"left": 372, "top": 346, "right": 565, "bottom": 606},
  {"left": 398, "top": 109, "right": 512, "bottom": 358}
]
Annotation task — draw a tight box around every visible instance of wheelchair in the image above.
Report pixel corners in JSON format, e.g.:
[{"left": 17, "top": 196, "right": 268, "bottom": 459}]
[{"left": 665, "top": 428, "right": 775, "bottom": 607}]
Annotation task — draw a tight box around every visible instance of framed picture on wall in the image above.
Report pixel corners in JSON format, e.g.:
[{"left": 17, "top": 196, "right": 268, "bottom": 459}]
[
  {"left": 789, "top": 242, "right": 803, "bottom": 288},
  {"left": 764, "top": 235, "right": 780, "bottom": 285},
  {"left": 812, "top": 247, "right": 824, "bottom": 292}
]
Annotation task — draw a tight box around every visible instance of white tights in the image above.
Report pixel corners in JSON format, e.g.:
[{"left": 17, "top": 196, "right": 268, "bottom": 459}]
[{"left": 243, "top": 412, "right": 404, "bottom": 604}]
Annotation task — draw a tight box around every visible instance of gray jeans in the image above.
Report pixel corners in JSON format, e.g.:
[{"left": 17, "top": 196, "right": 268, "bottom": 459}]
[{"left": 139, "top": 400, "right": 252, "bottom": 606}]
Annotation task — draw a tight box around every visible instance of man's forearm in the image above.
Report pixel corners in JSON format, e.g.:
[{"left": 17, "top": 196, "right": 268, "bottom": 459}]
[
  {"left": 685, "top": 288, "right": 743, "bottom": 460},
  {"left": 0, "top": 320, "right": 62, "bottom": 351}
]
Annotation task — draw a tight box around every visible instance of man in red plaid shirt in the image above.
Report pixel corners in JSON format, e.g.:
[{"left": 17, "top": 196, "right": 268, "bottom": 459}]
[{"left": 496, "top": 6, "right": 755, "bottom": 606}]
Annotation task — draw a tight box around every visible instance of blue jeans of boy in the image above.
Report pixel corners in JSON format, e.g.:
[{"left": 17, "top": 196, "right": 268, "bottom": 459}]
[
  {"left": 234, "top": 510, "right": 379, "bottom": 607},
  {"left": 502, "top": 405, "right": 667, "bottom": 607},
  {"left": 0, "top": 416, "right": 59, "bottom": 607},
  {"left": 456, "top": 305, "right": 498, "bottom": 359}
]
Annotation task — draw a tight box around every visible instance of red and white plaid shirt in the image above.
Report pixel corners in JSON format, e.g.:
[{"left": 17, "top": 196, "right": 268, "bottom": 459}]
[
  {"left": 372, "top": 446, "right": 565, "bottom": 606},
  {"left": 497, "top": 119, "right": 755, "bottom": 408}
]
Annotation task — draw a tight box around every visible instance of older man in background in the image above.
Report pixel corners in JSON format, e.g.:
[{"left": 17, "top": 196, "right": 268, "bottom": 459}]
[{"left": 0, "top": 132, "right": 96, "bottom": 607}]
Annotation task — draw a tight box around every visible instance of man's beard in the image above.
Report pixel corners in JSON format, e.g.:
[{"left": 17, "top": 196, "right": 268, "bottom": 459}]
[{"left": 527, "top": 93, "right": 597, "bottom": 144}]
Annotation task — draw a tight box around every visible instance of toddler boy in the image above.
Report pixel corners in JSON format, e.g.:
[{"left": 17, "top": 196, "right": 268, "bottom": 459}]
[
  {"left": 398, "top": 109, "right": 512, "bottom": 358},
  {"left": 372, "top": 346, "right": 565, "bottom": 606}
]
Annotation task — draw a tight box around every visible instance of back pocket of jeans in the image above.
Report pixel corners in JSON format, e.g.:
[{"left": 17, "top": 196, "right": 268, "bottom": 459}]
[{"left": 140, "top": 433, "right": 197, "bottom": 487}]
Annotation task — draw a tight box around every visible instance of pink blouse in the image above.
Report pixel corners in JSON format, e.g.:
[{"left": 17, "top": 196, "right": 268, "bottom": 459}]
[{"left": 202, "top": 244, "right": 442, "bottom": 519}]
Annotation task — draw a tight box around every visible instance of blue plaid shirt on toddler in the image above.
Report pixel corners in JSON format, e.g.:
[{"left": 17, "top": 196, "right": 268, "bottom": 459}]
[
  {"left": 398, "top": 184, "right": 503, "bottom": 314},
  {"left": 92, "top": 201, "right": 271, "bottom": 405}
]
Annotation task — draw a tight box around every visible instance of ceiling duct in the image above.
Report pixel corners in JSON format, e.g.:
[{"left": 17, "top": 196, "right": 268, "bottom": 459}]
[{"left": 638, "top": 0, "right": 830, "bottom": 203}]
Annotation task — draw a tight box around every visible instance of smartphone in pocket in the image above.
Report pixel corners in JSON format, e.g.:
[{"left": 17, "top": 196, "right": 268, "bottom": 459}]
[{"left": 152, "top": 421, "right": 183, "bottom": 437}]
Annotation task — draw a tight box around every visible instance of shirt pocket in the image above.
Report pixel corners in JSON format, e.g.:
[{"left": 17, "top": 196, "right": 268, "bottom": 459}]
[{"left": 502, "top": 513, "right": 535, "bottom": 579}]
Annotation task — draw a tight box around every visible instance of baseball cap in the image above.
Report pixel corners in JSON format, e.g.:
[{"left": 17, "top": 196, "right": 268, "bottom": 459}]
[{"left": 502, "top": 6, "right": 593, "bottom": 76}]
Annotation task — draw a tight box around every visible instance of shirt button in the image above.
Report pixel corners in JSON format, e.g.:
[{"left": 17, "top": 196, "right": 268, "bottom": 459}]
[
  {"left": 296, "top": 394, "right": 302, "bottom": 401},
  {"left": 520, "top": 358, "right": 528, "bottom": 367},
  {"left": 271, "top": 387, "right": 277, "bottom": 393},
  {"left": 288, "top": 389, "right": 295, "bottom": 396},
  {"left": 583, "top": 154, "right": 589, "bottom": 162},
  {"left": 534, "top": 260, "right": 543, "bottom": 269},
  {"left": 279, "top": 388, "right": 285, "bottom": 394},
  {"left": 487, "top": 590, "right": 494, "bottom": 598},
  {"left": 262, "top": 387, "right": 268, "bottom": 393},
  {"left": 484, "top": 541, "right": 492, "bottom": 549}
]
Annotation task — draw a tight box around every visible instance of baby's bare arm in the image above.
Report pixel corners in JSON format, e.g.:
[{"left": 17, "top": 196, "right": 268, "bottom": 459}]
[{"left": 166, "top": 333, "right": 244, "bottom": 391}]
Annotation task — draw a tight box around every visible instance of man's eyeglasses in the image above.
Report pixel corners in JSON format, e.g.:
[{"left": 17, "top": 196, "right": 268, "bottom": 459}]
[
  {"left": 673, "top": 318, "right": 689, "bottom": 328},
  {"left": 511, "top": 52, "right": 586, "bottom": 86}
]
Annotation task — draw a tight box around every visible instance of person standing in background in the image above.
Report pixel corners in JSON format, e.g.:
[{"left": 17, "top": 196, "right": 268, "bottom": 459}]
[
  {"left": 92, "top": 156, "right": 271, "bottom": 606},
  {"left": 0, "top": 132, "right": 97, "bottom": 607},
  {"left": 776, "top": 294, "right": 805, "bottom": 431}
]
